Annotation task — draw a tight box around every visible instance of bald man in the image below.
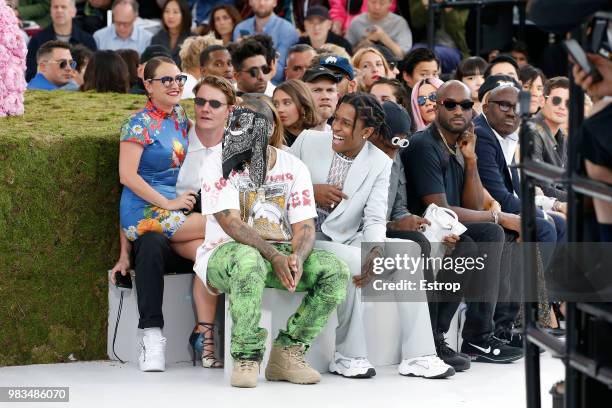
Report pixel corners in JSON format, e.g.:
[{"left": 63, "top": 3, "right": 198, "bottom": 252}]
[{"left": 402, "top": 81, "right": 525, "bottom": 364}]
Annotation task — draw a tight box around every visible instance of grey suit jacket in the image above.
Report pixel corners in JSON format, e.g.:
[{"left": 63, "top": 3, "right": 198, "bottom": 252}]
[{"left": 289, "top": 130, "right": 392, "bottom": 245}]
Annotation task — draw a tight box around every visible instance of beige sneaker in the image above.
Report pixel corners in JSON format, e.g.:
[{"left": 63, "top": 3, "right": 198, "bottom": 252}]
[
  {"left": 231, "top": 360, "right": 259, "bottom": 388},
  {"left": 265, "top": 344, "right": 321, "bottom": 384}
]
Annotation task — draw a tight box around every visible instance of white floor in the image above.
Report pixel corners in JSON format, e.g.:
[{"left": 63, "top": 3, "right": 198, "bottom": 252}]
[{"left": 1, "top": 354, "right": 564, "bottom": 408}]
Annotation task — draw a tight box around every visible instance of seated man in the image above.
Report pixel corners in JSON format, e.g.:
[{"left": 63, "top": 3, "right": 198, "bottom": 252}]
[
  {"left": 27, "top": 40, "right": 77, "bottom": 90},
  {"left": 399, "top": 47, "right": 440, "bottom": 94},
  {"left": 526, "top": 76, "right": 569, "bottom": 201},
  {"left": 302, "top": 66, "right": 341, "bottom": 131},
  {"left": 346, "top": 0, "right": 412, "bottom": 59},
  {"left": 26, "top": 0, "right": 97, "bottom": 82},
  {"left": 298, "top": 6, "right": 353, "bottom": 55},
  {"left": 474, "top": 77, "right": 566, "bottom": 269},
  {"left": 285, "top": 44, "right": 317, "bottom": 81},
  {"left": 233, "top": 0, "right": 298, "bottom": 85},
  {"left": 195, "top": 101, "right": 350, "bottom": 388},
  {"left": 231, "top": 39, "right": 274, "bottom": 96},
  {"left": 93, "top": 0, "right": 152, "bottom": 55},
  {"left": 402, "top": 80, "right": 524, "bottom": 363},
  {"left": 484, "top": 55, "right": 520, "bottom": 82},
  {"left": 200, "top": 45, "right": 235, "bottom": 84}
]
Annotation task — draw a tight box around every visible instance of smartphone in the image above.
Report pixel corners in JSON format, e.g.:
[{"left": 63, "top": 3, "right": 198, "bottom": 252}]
[
  {"left": 239, "top": 29, "right": 250, "bottom": 37},
  {"left": 563, "top": 39, "right": 603, "bottom": 83},
  {"left": 112, "top": 270, "right": 133, "bottom": 290}
]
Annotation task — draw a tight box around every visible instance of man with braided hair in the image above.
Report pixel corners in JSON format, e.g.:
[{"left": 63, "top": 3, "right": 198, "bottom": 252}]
[
  {"left": 194, "top": 98, "right": 350, "bottom": 388},
  {"left": 291, "top": 93, "right": 455, "bottom": 379}
]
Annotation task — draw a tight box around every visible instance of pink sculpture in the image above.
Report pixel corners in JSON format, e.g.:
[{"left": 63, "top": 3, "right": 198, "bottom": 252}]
[{"left": 0, "top": 0, "right": 27, "bottom": 117}]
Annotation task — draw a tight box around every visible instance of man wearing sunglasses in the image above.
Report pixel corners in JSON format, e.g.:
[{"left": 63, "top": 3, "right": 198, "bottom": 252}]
[
  {"left": 232, "top": 39, "right": 274, "bottom": 96},
  {"left": 527, "top": 77, "right": 570, "bottom": 202},
  {"left": 28, "top": 40, "right": 78, "bottom": 91},
  {"left": 474, "top": 80, "right": 567, "bottom": 346},
  {"left": 403, "top": 80, "right": 525, "bottom": 365}
]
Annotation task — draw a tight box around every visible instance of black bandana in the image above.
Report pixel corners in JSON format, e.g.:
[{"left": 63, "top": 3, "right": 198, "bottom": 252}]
[{"left": 221, "top": 106, "right": 273, "bottom": 189}]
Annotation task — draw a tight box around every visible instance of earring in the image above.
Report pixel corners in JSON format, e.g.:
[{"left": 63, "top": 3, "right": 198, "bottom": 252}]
[{"left": 362, "top": 136, "right": 367, "bottom": 139}]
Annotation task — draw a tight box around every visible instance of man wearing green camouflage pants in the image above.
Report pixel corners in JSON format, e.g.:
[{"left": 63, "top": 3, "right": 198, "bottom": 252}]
[{"left": 194, "top": 105, "right": 350, "bottom": 388}]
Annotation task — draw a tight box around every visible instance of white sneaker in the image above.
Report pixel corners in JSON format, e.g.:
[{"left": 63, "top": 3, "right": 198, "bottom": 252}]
[
  {"left": 329, "top": 351, "right": 376, "bottom": 378},
  {"left": 398, "top": 355, "right": 455, "bottom": 379},
  {"left": 139, "top": 335, "right": 167, "bottom": 372}
]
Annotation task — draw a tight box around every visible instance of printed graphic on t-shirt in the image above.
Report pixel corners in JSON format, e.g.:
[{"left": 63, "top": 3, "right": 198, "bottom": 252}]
[{"left": 237, "top": 180, "right": 292, "bottom": 241}]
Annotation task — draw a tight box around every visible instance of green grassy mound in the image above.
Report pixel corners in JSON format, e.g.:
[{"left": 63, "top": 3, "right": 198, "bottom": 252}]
[{"left": 0, "top": 90, "right": 195, "bottom": 366}]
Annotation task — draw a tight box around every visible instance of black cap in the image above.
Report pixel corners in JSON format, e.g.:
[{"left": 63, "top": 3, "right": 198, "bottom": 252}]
[
  {"left": 382, "top": 101, "right": 411, "bottom": 137},
  {"left": 478, "top": 74, "right": 521, "bottom": 102},
  {"left": 140, "top": 45, "right": 172, "bottom": 64},
  {"left": 302, "top": 66, "right": 340, "bottom": 83},
  {"left": 305, "top": 5, "right": 330, "bottom": 20}
]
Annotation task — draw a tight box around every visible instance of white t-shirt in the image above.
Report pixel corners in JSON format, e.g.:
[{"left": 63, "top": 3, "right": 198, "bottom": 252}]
[
  {"left": 193, "top": 147, "right": 317, "bottom": 288},
  {"left": 176, "top": 126, "right": 222, "bottom": 195}
]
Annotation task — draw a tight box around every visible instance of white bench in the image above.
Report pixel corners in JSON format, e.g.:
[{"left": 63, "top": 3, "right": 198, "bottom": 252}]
[{"left": 108, "top": 275, "right": 465, "bottom": 369}]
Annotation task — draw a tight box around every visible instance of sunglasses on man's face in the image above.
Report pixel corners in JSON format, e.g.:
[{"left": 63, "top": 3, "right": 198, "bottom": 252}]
[
  {"left": 242, "top": 65, "right": 271, "bottom": 78},
  {"left": 547, "top": 95, "right": 569, "bottom": 109},
  {"left": 148, "top": 74, "right": 188, "bottom": 88},
  {"left": 47, "top": 59, "right": 77, "bottom": 70},
  {"left": 438, "top": 100, "right": 474, "bottom": 111},
  {"left": 194, "top": 97, "right": 226, "bottom": 109},
  {"left": 417, "top": 92, "right": 437, "bottom": 106},
  {"left": 489, "top": 100, "right": 519, "bottom": 114}
]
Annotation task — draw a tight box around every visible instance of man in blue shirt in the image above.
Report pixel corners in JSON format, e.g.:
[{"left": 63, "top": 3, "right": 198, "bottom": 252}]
[
  {"left": 28, "top": 40, "right": 77, "bottom": 90},
  {"left": 93, "top": 0, "right": 152, "bottom": 55},
  {"left": 233, "top": 0, "right": 298, "bottom": 85},
  {"left": 26, "top": 0, "right": 97, "bottom": 82}
]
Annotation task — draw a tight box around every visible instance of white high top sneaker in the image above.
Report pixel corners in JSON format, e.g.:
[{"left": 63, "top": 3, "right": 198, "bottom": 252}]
[{"left": 139, "top": 332, "right": 167, "bottom": 372}]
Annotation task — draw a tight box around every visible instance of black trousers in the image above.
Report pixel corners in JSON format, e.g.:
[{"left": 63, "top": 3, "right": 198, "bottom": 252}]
[
  {"left": 493, "top": 232, "right": 521, "bottom": 333},
  {"left": 434, "top": 222, "right": 505, "bottom": 343},
  {"left": 131, "top": 232, "right": 193, "bottom": 329}
]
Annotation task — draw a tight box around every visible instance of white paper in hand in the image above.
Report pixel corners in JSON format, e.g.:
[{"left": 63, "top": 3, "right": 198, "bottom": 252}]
[{"left": 420, "top": 203, "right": 467, "bottom": 242}]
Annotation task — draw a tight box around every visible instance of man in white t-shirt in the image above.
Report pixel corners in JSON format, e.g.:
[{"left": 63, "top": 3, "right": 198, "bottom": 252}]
[{"left": 194, "top": 102, "right": 350, "bottom": 388}]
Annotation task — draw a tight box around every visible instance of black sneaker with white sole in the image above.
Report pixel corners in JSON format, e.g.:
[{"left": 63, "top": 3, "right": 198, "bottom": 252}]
[
  {"left": 496, "top": 327, "right": 524, "bottom": 349},
  {"left": 433, "top": 331, "right": 471, "bottom": 372},
  {"left": 460, "top": 336, "right": 523, "bottom": 363}
]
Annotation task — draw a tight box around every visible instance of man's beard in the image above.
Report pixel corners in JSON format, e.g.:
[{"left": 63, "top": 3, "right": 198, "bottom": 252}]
[
  {"left": 255, "top": 9, "right": 273, "bottom": 18},
  {"left": 439, "top": 118, "right": 469, "bottom": 135}
]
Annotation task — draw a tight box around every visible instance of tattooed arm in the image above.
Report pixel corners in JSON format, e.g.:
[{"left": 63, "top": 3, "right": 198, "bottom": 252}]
[
  {"left": 214, "top": 209, "right": 296, "bottom": 290},
  {"left": 287, "top": 219, "right": 315, "bottom": 289}
]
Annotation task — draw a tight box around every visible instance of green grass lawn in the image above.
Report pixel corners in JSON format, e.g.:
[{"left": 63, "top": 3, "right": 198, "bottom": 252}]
[{"left": 0, "top": 90, "right": 195, "bottom": 366}]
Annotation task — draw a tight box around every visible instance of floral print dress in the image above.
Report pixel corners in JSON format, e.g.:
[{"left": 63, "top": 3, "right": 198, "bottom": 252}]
[{"left": 119, "top": 100, "right": 190, "bottom": 241}]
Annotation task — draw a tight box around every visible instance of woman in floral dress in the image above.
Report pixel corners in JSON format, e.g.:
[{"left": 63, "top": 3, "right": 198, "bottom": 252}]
[{"left": 119, "top": 56, "right": 204, "bottom": 258}]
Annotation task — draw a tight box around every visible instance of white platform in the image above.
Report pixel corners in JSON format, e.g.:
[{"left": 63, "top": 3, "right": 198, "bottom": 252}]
[{"left": 0, "top": 355, "right": 564, "bottom": 408}]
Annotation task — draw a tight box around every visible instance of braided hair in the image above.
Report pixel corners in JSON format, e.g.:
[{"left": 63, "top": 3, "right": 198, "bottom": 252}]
[{"left": 338, "top": 92, "right": 393, "bottom": 142}]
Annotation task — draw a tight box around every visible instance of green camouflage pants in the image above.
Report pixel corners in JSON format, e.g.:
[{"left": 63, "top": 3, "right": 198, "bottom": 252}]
[{"left": 207, "top": 242, "right": 350, "bottom": 361}]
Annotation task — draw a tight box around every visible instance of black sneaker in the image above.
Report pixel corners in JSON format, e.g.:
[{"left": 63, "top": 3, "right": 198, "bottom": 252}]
[
  {"left": 433, "top": 331, "right": 471, "bottom": 372},
  {"left": 496, "top": 327, "right": 524, "bottom": 349},
  {"left": 460, "top": 336, "right": 524, "bottom": 363}
]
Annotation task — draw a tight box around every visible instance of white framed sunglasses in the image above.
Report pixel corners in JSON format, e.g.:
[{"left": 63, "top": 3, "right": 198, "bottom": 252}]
[{"left": 391, "top": 136, "right": 409, "bottom": 148}]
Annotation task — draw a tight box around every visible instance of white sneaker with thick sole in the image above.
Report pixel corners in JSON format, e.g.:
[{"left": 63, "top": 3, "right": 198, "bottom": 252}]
[
  {"left": 139, "top": 335, "right": 167, "bottom": 372},
  {"left": 398, "top": 355, "right": 455, "bottom": 379},
  {"left": 329, "top": 351, "right": 376, "bottom": 378}
]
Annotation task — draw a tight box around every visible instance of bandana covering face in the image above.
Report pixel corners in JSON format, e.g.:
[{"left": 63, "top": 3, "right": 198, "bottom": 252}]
[{"left": 222, "top": 106, "right": 273, "bottom": 189}]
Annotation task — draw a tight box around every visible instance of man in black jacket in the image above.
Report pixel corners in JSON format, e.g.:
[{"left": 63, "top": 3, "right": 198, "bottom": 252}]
[{"left": 26, "top": 0, "right": 97, "bottom": 81}]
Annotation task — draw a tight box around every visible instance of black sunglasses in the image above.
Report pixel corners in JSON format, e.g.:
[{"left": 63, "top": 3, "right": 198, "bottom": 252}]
[
  {"left": 47, "top": 59, "right": 77, "bottom": 70},
  {"left": 242, "top": 65, "right": 271, "bottom": 78},
  {"left": 438, "top": 100, "right": 474, "bottom": 111},
  {"left": 148, "top": 74, "right": 188, "bottom": 87},
  {"left": 547, "top": 95, "right": 569, "bottom": 109},
  {"left": 194, "top": 97, "right": 226, "bottom": 109},
  {"left": 417, "top": 92, "right": 437, "bottom": 106},
  {"left": 489, "top": 100, "right": 519, "bottom": 114}
]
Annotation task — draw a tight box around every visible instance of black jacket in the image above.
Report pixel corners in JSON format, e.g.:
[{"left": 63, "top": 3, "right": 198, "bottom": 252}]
[{"left": 26, "top": 23, "right": 97, "bottom": 81}]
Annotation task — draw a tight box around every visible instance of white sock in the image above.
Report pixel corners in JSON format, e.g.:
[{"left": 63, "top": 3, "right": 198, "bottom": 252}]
[{"left": 143, "top": 327, "right": 163, "bottom": 339}]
